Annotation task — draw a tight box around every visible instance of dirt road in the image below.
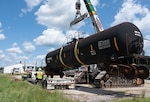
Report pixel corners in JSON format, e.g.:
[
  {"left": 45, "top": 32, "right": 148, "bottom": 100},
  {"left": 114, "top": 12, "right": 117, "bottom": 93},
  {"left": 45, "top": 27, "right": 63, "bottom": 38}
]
[{"left": 59, "top": 80, "right": 150, "bottom": 102}]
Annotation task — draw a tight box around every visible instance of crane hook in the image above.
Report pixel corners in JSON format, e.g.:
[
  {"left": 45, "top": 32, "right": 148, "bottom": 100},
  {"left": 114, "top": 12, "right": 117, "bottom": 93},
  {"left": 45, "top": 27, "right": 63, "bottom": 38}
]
[{"left": 75, "top": 0, "right": 81, "bottom": 18}]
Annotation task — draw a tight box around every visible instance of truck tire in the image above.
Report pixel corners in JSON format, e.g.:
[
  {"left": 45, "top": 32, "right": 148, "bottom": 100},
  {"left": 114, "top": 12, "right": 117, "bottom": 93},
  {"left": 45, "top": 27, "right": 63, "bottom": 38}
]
[{"left": 42, "top": 80, "right": 47, "bottom": 89}]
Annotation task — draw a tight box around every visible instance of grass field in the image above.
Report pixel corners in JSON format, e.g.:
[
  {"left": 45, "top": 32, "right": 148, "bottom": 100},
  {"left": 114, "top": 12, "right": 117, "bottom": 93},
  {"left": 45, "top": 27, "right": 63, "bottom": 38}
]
[
  {"left": 0, "top": 74, "right": 74, "bottom": 102},
  {"left": 0, "top": 73, "right": 150, "bottom": 102}
]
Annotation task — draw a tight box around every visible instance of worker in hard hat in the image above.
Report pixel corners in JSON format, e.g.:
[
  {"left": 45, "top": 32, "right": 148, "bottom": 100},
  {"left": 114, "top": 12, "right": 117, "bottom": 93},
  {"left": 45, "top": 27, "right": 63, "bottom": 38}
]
[{"left": 35, "top": 68, "right": 44, "bottom": 84}]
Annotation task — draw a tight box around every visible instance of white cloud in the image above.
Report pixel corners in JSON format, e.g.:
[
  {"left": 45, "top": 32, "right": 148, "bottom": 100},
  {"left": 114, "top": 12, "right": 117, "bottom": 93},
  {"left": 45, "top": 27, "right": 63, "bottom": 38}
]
[
  {"left": 33, "top": 55, "right": 46, "bottom": 66},
  {"left": 10, "top": 54, "right": 28, "bottom": 63},
  {"left": 0, "top": 50, "right": 5, "bottom": 59},
  {"left": 21, "top": 0, "right": 44, "bottom": 15},
  {"left": 0, "top": 50, "right": 22, "bottom": 67},
  {"left": 6, "top": 43, "right": 22, "bottom": 54},
  {"left": 34, "top": 0, "right": 99, "bottom": 47},
  {"left": 0, "top": 22, "right": 5, "bottom": 40},
  {"left": 48, "top": 48, "right": 55, "bottom": 52},
  {"left": 6, "top": 47, "right": 22, "bottom": 54},
  {"left": 25, "top": 0, "right": 44, "bottom": 10},
  {"left": 17, "top": 56, "right": 28, "bottom": 61},
  {"left": 35, "top": 55, "right": 45, "bottom": 60},
  {"left": 33, "top": 29, "right": 66, "bottom": 47},
  {"left": 45, "top": 48, "right": 56, "bottom": 53},
  {"left": 35, "top": 0, "right": 99, "bottom": 30},
  {"left": 0, "top": 34, "right": 5, "bottom": 40},
  {"left": 35, "top": 0, "right": 75, "bottom": 30},
  {"left": 12, "top": 42, "right": 18, "bottom": 47},
  {"left": 111, "top": 0, "right": 150, "bottom": 33},
  {"left": 94, "top": 0, "right": 99, "bottom": 5},
  {"left": 23, "top": 41, "right": 35, "bottom": 53}
]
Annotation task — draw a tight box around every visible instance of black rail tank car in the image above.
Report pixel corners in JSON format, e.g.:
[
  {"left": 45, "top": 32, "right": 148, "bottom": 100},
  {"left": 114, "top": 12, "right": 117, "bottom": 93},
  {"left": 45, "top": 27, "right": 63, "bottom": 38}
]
[{"left": 45, "top": 22, "right": 149, "bottom": 79}]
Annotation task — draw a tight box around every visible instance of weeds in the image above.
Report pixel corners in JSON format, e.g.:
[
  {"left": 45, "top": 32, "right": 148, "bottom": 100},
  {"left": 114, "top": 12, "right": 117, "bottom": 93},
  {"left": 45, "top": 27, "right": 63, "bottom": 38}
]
[{"left": 0, "top": 74, "right": 74, "bottom": 102}]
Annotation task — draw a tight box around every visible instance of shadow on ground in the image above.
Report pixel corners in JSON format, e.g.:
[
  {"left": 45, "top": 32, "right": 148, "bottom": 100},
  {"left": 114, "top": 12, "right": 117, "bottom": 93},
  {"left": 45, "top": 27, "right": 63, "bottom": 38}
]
[{"left": 75, "top": 85, "right": 138, "bottom": 98}]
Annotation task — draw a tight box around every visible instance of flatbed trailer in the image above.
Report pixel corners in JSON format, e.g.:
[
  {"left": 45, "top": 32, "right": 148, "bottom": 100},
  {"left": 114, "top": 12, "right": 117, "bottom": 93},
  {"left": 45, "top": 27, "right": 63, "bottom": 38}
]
[{"left": 42, "top": 76, "right": 75, "bottom": 89}]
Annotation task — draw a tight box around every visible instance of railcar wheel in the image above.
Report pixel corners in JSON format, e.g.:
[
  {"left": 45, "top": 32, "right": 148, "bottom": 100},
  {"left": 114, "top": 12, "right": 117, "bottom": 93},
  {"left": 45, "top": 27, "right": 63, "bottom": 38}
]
[
  {"left": 118, "top": 64, "right": 136, "bottom": 79},
  {"left": 137, "top": 66, "right": 149, "bottom": 79}
]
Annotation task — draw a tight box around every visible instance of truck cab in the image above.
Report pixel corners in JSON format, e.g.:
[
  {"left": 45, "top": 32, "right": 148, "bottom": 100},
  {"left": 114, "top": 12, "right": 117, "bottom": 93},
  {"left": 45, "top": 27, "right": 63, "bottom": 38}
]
[{"left": 12, "top": 68, "right": 21, "bottom": 75}]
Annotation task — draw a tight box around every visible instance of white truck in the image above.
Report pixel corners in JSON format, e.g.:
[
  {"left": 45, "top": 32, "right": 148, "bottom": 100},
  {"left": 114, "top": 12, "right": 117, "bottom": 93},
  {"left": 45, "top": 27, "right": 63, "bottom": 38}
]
[
  {"left": 42, "top": 76, "right": 75, "bottom": 89},
  {"left": 12, "top": 68, "right": 21, "bottom": 75}
]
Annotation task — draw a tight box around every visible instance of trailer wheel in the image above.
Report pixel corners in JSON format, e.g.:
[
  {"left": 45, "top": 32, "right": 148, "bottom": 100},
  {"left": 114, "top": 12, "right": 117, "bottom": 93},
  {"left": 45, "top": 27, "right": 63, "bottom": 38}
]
[
  {"left": 42, "top": 80, "right": 47, "bottom": 89},
  {"left": 66, "top": 85, "right": 69, "bottom": 89}
]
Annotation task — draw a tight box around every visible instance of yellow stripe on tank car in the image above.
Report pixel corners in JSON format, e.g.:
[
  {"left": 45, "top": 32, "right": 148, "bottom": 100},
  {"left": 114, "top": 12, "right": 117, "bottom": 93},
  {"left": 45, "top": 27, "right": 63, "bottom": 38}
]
[
  {"left": 59, "top": 47, "right": 68, "bottom": 67},
  {"left": 90, "top": 44, "right": 93, "bottom": 50},
  {"left": 114, "top": 37, "right": 119, "bottom": 51},
  {"left": 74, "top": 40, "right": 85, "bottom": 65}
]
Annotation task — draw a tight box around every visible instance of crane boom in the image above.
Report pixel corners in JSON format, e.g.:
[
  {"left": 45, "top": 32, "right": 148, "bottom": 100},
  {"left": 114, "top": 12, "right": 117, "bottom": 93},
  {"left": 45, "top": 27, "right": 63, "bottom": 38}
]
[{"left": 83, "top": 0, "right": 103, "bottom": 33}]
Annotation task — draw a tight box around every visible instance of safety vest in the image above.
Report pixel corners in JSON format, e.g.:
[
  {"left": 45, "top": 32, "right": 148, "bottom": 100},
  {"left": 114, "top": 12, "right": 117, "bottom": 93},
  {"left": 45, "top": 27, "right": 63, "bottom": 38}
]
[
  {"left": 22, "top": 71, "right": 27, "bottom": 77},
  {"left": 36, "top": 71, "right": 43, "bottom": 79}
]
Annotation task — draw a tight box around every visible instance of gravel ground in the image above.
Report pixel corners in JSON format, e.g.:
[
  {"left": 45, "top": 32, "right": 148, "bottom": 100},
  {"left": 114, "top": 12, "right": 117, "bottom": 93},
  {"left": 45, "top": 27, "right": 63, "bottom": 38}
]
[{"left": 59, "top": 80, "right": 150, "bottom": 102}]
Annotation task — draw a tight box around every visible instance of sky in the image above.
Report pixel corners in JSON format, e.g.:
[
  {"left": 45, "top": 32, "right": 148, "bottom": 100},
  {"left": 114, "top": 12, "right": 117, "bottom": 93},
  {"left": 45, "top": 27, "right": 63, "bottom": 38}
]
[{"left": 0, "top": 0, "right": 150, "bottom": 67}]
